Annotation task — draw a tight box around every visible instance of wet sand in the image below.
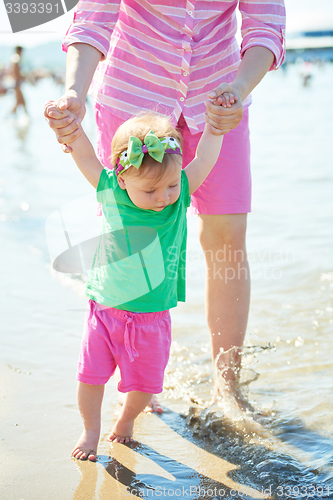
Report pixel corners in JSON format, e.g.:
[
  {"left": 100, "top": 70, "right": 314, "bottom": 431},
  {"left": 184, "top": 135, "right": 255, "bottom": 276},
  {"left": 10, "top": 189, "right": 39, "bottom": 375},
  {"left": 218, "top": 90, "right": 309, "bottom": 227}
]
[
  {"left": 1, "top": 226, "right": 86, "bottom": 498},
  {"left": 0, "top": 227, "right": 268, "bottom": 500},
  {"left": 2, "top": 188, "right": 331, "bottom": 500}
]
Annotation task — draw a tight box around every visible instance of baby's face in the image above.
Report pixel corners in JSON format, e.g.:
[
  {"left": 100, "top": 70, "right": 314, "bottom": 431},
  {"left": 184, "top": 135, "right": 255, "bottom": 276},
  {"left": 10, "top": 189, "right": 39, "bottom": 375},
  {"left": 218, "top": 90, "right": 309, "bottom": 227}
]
[{"left": 118, "top": 158, "right": 182, "bottom": 211}]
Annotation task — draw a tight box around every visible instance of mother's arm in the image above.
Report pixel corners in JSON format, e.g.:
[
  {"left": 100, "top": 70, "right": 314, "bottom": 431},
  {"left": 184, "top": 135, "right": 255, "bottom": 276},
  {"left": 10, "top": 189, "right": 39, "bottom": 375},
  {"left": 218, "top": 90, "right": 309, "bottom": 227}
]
[
  {"left": 205, "top": 46, "right": 275, "bottom": 136},
  {"left": 44, "top": 0, "right": 121, "bottom": 150},
  {"left": 206, "top": 0, "right": 286, "bottom": 135},
  {"left": 44, "top": 43, "right": 102, "bottom": 151}
]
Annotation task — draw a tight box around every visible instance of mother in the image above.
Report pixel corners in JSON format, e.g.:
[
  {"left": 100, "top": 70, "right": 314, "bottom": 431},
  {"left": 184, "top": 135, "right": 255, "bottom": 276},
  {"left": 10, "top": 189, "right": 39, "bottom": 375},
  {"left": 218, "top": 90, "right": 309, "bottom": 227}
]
[{"left": 45, "top": 0, "right": 286, "bottom": 411}]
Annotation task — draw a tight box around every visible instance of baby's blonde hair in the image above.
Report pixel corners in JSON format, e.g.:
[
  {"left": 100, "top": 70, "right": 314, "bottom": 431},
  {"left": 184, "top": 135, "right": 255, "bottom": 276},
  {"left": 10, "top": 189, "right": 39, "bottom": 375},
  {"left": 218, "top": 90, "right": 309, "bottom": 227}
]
[{"left": 111, "top": 112, "right": 182, "bottom": 177}]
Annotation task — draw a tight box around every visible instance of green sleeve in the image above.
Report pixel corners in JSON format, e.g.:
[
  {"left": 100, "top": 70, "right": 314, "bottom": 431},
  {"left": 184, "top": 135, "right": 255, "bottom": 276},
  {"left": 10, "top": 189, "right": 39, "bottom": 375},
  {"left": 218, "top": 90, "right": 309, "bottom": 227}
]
[
  {"left": 96, "top": 168, "right": 115, "bottom": 204},
  {"left": 181, "top": 169, "right": 191, "bottom": 208}
]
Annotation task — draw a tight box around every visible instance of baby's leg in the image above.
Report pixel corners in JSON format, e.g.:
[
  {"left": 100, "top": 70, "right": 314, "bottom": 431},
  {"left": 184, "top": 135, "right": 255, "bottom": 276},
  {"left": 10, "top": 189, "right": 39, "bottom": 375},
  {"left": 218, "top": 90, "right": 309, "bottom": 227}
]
[
  {"left": 108, "top": 391, "right": 152, "bottom": 444},
  {"left": 115, "top": 368, "right": 164, "bottom": 414},
  {"left": 72, "top": 382, "right": 104, "bottom": 461}
]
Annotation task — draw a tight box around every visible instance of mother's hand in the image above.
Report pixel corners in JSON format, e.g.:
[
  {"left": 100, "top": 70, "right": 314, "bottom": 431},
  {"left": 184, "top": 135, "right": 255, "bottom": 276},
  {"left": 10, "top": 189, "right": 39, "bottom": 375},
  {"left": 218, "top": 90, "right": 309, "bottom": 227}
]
[
  {"left": 205, "top": 82, "right": 243, "bottom": 136},
  {"left": 44, "top": 91, "right": 86, "bottom": 152}
]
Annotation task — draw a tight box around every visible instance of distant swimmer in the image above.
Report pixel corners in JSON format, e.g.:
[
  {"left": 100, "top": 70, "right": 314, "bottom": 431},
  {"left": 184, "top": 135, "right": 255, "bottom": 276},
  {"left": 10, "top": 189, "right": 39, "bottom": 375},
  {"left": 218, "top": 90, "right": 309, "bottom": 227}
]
[
  {"left": 0, "top": 64, "right": 7, "bottom": 96},
  {"left": 300, "top": 61, "right": 313, "bottom": 87},
  {"left": 11, "top": 46, "right": 28, "bottom": 115}
]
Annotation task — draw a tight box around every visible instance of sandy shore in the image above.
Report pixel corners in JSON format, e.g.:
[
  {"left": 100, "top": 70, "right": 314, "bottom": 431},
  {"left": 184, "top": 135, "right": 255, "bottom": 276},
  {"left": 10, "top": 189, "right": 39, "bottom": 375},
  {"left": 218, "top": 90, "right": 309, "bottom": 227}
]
[
  {"left": 1, "top": 224, "right": 269, "bottom": 500},
  {"left": 1, "top": 226, "right": 88, "bottom": 499}
]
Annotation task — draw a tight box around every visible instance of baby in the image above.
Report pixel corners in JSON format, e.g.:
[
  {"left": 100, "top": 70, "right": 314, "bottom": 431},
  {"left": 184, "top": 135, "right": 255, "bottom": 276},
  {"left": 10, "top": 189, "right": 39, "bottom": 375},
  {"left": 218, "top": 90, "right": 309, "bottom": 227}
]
[{"left": 46, "top": 95, "right": 233, "bottom": 461}]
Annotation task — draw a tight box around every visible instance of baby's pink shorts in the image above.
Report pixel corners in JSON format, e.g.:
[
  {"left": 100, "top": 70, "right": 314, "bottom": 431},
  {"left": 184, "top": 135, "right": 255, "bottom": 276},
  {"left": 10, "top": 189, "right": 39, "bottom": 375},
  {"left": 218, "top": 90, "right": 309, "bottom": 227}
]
[
  {"left": 95, "top": 104, "right": 251, "bottom": 215},
  {"left": 77, "top": 300, "right": 171, "bottom": 393}
]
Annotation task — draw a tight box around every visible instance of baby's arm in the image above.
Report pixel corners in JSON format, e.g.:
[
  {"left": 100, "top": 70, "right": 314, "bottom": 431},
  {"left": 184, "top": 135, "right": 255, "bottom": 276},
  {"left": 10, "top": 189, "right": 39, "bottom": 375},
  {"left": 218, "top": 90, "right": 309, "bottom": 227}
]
[
  {"left": 184, "top": 92, "right": 236, "bottom": 195},
  {"left": 184, "top": 125, "right": 223, "bottom": 195},
  {"left": 46, "top": 104, "right": 103, "bottom": 188},
  {"left": 70, "top": 130, "right": 103, "bottom": 188}
]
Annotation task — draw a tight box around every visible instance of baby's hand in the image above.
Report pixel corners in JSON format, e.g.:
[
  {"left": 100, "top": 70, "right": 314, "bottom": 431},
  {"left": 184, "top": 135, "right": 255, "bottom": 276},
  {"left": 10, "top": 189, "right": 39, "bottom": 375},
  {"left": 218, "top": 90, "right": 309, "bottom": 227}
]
[
  {"left": 214, "top": 92, "right": 237, "bottom": 108},
  {"left": 44, "top": 100, "right": 79, "bottom": 152},
  {"left": 44, "top": 100, "right": 72, "bottom": 119}
]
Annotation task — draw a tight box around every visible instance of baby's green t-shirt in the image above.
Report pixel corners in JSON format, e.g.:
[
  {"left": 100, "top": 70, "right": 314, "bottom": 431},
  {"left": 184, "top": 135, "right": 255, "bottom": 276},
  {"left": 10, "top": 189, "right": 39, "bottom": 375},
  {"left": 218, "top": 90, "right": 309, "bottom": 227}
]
[{"left": 86, "top": 168, "right": 191, "bottom": 312}]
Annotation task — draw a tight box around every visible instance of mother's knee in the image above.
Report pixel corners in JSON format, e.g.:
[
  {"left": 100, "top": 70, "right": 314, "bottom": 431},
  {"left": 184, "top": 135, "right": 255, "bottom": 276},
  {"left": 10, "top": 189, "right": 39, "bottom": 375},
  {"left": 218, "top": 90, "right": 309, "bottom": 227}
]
[{"left": 198, "top": 214, "right": 247, "bottom": 253}]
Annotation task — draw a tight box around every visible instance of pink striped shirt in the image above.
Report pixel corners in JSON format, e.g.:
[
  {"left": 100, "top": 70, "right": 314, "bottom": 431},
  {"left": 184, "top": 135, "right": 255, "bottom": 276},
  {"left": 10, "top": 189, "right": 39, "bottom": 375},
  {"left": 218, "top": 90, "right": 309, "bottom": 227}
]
[{"left": 63, "top": 0, "right": 286, "bottom": 133}]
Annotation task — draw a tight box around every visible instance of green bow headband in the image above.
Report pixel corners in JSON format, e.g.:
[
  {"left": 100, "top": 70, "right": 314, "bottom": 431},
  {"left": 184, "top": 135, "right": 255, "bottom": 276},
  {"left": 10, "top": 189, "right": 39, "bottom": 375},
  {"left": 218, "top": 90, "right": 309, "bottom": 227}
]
[{"left": 115, "top": 130, "right": 182, "bottom": 176}]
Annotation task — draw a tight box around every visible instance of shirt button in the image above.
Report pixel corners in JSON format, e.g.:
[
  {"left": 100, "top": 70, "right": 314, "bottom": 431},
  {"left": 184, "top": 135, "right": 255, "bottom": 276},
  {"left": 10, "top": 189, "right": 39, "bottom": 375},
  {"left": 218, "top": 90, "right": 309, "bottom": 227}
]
[
  {"left": 188, "top": 10, "right": 192, "bottom": 15},
  {"left": 180, "top": 97, "right": 185, "bottom": 102},
  {"left": 183, "top": 72, "right": 188, "bottom": 77}
]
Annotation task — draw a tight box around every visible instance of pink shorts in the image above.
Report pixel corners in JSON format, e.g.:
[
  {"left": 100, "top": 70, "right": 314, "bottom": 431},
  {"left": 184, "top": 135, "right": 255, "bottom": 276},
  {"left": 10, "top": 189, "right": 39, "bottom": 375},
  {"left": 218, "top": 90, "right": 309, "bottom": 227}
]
[
  {"left": 95, "top": 103, "right": 251, "bottom": 215},
  {"left": 77, "top": 300, "right": 171, "bottom": 393}
]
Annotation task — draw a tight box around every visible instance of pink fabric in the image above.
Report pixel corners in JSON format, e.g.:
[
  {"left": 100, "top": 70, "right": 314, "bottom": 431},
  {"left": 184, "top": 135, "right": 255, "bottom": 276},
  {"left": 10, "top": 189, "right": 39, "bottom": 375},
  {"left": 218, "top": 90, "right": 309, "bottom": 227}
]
[
  {"left": 95, "top": 103, "right": 251, "bottom": 214},
  {"left": 179, "top": 111, "right": 251, "bottom": 214},
  {"left": 63, "top": 0, "right": 286, "bottom": 134},
  {"left": 77, "top": 300, "right": 171, "bottom": 393}
]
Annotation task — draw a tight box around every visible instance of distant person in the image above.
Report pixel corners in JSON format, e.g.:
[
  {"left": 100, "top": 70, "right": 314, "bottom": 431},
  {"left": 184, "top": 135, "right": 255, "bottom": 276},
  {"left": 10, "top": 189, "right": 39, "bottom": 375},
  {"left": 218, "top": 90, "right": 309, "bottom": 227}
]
[
  {"left": 11, "top": 46, "right": 28, "bottom": 115},
  {"left": 0, "top": 64, "right": 7, "bottom": 96},
  {"left": 44, "top": 96, "right": 231, "bottom": 460},
  {"left": 300, "top": 61, "right": 313, "bottom": 87}
]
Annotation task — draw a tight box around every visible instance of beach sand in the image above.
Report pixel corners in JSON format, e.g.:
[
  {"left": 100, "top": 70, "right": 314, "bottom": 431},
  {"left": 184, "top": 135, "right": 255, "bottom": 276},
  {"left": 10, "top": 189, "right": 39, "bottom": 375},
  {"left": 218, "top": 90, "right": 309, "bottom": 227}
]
[
  {"left": 0, "top": 251, "right": 264, "bottom": 500},
  {"left": 1, "top": 213, "right": 268, "bottom": 500},
  {"left": 1, "top": 226, "right": 86, "bottom": 498}
]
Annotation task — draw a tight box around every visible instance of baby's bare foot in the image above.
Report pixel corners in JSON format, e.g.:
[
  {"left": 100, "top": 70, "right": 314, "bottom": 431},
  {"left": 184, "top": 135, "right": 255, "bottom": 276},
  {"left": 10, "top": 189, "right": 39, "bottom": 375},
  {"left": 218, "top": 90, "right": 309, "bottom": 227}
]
[
  {"left": 108, "top": 418, "right": 134, "bottom": 444},
  {"left": 72, "top": 429, "right": 99, "bottom": 461},
  {"left": 143, "top": 394, "right": 164, "bottom": 414}
]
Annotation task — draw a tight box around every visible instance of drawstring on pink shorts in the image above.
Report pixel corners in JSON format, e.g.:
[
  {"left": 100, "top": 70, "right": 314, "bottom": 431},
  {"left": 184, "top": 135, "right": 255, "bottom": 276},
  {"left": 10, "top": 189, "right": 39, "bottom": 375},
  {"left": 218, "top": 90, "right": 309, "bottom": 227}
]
[{"left": 123, "top": 315, "right": 139, "bottom": 362}]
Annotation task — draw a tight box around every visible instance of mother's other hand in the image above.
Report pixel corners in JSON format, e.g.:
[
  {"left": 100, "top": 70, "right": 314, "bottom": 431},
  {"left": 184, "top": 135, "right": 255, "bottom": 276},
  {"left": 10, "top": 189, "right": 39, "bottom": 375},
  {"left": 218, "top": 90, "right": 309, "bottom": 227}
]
[
  {"left": 205, "top": 82, "right": 243, "bottom": 136},
  {"left": 44, "top": 91, "right": 86, "bottom": 152}
]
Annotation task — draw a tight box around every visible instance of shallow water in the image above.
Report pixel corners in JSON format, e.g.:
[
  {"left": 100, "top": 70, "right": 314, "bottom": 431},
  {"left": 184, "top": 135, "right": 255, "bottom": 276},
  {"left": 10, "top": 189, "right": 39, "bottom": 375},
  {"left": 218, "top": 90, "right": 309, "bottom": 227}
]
[{"left": 1, "top": 62, "right": 333, "bottom": 499}]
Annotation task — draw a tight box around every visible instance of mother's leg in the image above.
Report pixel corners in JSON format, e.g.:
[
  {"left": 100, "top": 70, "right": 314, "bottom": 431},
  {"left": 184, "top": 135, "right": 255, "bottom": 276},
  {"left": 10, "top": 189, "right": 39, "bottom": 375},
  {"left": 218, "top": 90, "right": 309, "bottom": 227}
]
[
  {"left": 180, "top": 106, "right": 251, "bottom": 404},
  {"left": 198, "top": 213, "right": 250, "bottom": 403}
]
